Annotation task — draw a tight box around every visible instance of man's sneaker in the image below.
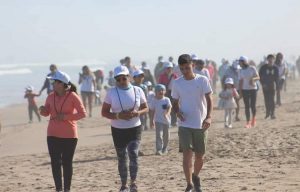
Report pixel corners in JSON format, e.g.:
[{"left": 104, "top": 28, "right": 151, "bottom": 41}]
[
  {"left": 156, "top": 151, "right": 163, "bottom": 156},
  {"left": 129, "top": 183, "right": 138, "bottom": 192},
  {"left": 184, "top": 183, "right": 193, "bottom": 192},
  {"left": 192, "top": 174, "right": 202, "bottom": 192},
  {"left": 119, "top": 186, "right": 129, "bottom": 192},
  {"left": 138, "top": 151, "right": 145, "bottom": 156}
]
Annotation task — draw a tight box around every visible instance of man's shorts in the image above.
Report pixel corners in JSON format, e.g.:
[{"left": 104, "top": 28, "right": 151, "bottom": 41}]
[{"left": 179, "top": 126, "right": 207, "bottom": 154}]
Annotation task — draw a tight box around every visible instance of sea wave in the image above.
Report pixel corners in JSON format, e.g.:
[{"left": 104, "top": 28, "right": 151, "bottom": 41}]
[{"left": 0, "top": 68, "right": 32, "bottom": 76}]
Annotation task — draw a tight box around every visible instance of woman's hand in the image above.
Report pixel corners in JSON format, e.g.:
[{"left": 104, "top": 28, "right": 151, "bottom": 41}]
[{"left": 39, "top": 106, "right": 47, "bottom": 114}]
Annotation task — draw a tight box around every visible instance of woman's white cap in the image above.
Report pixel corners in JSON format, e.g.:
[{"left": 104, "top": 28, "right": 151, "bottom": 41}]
[
  {"left": 225, "top": 77, "right": 234, "bottom": 85},
  {"left": 163, "top": 61, "right": 173, "bottom": 68},
  {"left": 48, "top": 71, "right": 71, "bottom": 84},
  {"left": 114, "top": 65, "right": 129, "bottom": 77},
  {"left": 132, "top": 69, "right": 144, "bottom": 77}
]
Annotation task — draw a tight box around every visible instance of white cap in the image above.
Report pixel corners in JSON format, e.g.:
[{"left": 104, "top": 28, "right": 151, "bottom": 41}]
[
  {"left": 239, "top": 56, "right": 248, "bottom": 63},
  {"left": 163, "top": 61, "right": 173, "bottom": 68},
  {"left": 48, "top": 71, "right": 71, "bottom": 84},
  {"left": 232, "top": 60, "right": 241, "bottom": 70},
  {"left": 25, "top": 85, "right": 34, "bottom": 91},
  {"left": 133, "top": 69, "right": 144, "bottom": 77},
  {"left": 191, "top": 54, "right": 199, "bottom": 61},
  {"left": 144, "top": 81, "right": 152, "bottom": 86},
  {"left": 114, "top": 65, "right": 129, "bottom": 77},
  {"left": 225, "top": 77, "right": 234, "bottom": 85}
]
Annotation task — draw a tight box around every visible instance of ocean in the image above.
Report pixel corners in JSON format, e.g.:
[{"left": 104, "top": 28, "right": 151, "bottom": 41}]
[{"left": 0, "top": 62, "right": 111, "bottom": 108}]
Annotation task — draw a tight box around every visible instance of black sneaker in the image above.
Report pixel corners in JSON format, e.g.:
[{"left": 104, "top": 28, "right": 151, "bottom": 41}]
[
  {"left": 185, "top": 183, "right": 193, "bottom": 192},
  {"left": 192, "top": 174, "right": 202, "bottom": 192},
  {"left": 129, "top": 183, "right": 138, "bottom": 192},
  {"left": 119, "top": 186, "right": 129, "bottom": 192}
]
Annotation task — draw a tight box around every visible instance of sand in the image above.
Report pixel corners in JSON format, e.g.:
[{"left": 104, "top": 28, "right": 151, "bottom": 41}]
[{"left": 0, "top": 79, "right": 299, "bottom": 192}]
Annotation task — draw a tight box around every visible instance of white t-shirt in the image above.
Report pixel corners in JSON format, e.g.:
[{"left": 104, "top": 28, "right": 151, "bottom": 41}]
[
  {"left": 149, "top": 97, "right": 172, "bottom": 125},
  {"left": 104, "top": 85, "right": 147, "bottom": 129},
  {"left": 276, "top": 62, "right": 287, "bottom": 79},
  {"left": 80, "top": 75, "right": 95, "bottom": 92},
  {"left": 171, "top": 74, "right": 212, "bottom": 129},
  {"left": 239, "top": 66, "right": 258, "bottom": 90}
]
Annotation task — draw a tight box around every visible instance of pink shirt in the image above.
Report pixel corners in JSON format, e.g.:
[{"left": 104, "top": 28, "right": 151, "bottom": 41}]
[{"left": 40, "top": 91, "right": 86, "bottom": 138}]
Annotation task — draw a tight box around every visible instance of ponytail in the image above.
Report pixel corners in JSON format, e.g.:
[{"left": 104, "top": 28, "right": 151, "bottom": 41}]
[{"left": 65, "top": 82, "right": 77, "bottom": 94}]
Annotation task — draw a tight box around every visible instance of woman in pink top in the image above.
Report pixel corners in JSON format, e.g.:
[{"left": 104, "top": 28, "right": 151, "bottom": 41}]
[{"left": 39, "top": 71, "right": 86, "bottom": 192}]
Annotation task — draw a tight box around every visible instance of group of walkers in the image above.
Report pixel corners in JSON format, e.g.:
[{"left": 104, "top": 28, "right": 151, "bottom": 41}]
[{"left": 25, "top": 52, "right": 294, "bottom": 192}]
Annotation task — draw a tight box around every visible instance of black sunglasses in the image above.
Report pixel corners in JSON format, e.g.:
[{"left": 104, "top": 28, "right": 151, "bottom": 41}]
[
  {"left": 50, "top": 79, "right": 63, "bottom": 84},
  {"left": 115, "top": 76, "right": 128, "bottom": 82}
]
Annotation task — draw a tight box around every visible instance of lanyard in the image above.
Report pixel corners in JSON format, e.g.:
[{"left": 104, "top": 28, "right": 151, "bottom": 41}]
[
  {"left": 53, "top": 91, "right": 71, "bottom": 114},
  {"left": 115, "top": 86, "right": 136, "bottom": 111}
]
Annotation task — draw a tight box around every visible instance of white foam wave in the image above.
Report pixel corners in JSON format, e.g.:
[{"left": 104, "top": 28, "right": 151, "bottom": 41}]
[{"left": 0, "top": 68, "right": 32, "bottom": 76}]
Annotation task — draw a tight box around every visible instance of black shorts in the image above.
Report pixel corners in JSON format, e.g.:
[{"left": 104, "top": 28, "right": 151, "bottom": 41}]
[{"left": 111, "top": 125, "right": 142, "bottom": 148}]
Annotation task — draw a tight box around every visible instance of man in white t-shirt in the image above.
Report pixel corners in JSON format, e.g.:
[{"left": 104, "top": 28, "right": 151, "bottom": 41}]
[{"left": 171, "top": 54, "right": 213, "bottom": 192}]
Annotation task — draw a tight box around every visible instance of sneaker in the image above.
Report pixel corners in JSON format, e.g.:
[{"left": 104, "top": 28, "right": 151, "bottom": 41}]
[
  {"left": 138, "top": 151, "right": 145, "bottom": 156},
  {"left": 224, "top": 124, "right": 229, "bottom": 128},
  {"left": 244, "top": 121, "right": 251, "bottom": 128},
  {"left": 192, "top": 174, "right": 202, "bottom": 192},
  {"left": 265, "top": 114, "right": 270, "bottom": 119},
  {"left": 129, "top": 183, "right": 138, "bottom": 192},
  {"left": 156, "top": 151, "right": 163, "bottom": 156},
  {"left": 271, "top": 115, "right": 276, "bottom": 119},
  {"left": 185, "top": 183, "right": 193, "bottom": 192},
  {"left": 162, "top": 148, "right": 168, "bottom": 154},
  {"left": 119, "top": 186, "right": 129, "bottom": 192},
  {"left": 251, "top": 117, "right": 256, "bottom": 127},
  {"left": 228, "top": 124, "right": 232, "bottom": 128}
]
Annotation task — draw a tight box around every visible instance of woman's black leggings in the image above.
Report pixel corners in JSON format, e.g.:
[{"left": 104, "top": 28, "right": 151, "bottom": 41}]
[
  {"left": 242, "top": 89, "right": 257, "bottom": 121},
  {"left": 47, "top": 136, "right": 78, "bottom": 191}
]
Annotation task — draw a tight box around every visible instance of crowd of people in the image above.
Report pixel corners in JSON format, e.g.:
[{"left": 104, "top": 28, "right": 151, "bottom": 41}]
[{"left": 19, "top": 52, "right": 298, "bottom": 192}]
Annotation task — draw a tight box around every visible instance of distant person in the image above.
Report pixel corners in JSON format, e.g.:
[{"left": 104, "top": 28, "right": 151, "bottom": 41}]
[
  {"left": 172, "top": 54, "right": 213, "bottom": 192},
  {"left": 154, "top": 56, "right": 164, "bottom": 82},
  {"left": 149, "top": 84, "right": 172, "bottom": 155},
  {"left": 274, "top": 52, "right": 287, "bottom": 106},
  {"left": 101, "top": 65, "right": 148, "bottom": 192},
  {"left": 107, "top": 70, "right": 116, "bottom": 88},
  {"left": 194, "top": 59, "right": 211, "bottom": 80},
  {"left": 39, "top": 71, "right": 86, "bottom": 192},
  {"left": 141, "top": 61, "right": 155, "bottom": 85},
  {"left": 239, "top": 56, "right": 260, "bottom": 128},
  {"left": 39, "top": 64, "right": 58, "bottom": 95},
  {"left": 158, "top": 62, "right": 178, "bottom": 127},
  {"left": 78, "top": 65, "right": 96, "bottom": 117},
  {"left": 222, "top": 60, "right": 241, "bottom": 121},
  {"left": 296, "top": 56, "right": 300, "bottom": 76},
  {"left": 259, "top": 54, "right": 279, "bottom": 119},
  {"left": 24, "top": 85, "right": 41, "bottom": 123},
  {"left": 93, "top": 68, "right": 104, "bottom": 105},
  {"left": 132, "top": 69, "right": 149, "bottom": 131},
  {"left": 218, "top": 59, "right": 230, "bottom": 88},
  {"left": 206, "top": 60, "right": 217, "bottom": 92},
  {"left": 124, "top": 56, "right": 136, "bottom": 77},
  {"left": 218, "top": 78, "right": 239, "bottom": 128},
  {"left": 170, "top": 56, "right": 181, "bottom": 77}
]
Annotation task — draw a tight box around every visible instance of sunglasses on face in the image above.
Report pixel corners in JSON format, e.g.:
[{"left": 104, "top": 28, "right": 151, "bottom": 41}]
[
  {"left": 50, "top": 79, "right": 63, "bottom": 84},
  {"left": 115, "top": 76, "right": 128, "bottom": 82}
]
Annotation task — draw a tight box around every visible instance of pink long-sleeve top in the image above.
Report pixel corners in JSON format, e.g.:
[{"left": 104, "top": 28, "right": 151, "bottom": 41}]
[{"left": 40, "top": 91, "right": 86, "bottom": 138}]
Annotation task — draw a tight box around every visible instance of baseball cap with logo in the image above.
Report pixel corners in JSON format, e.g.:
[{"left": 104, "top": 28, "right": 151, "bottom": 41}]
[
  {"left": 225, "top": 77, "right": 234, "bottom": 85},
  {"left": 113, "top": 65, "right": 130, "bottom": 78},
  {"left": 133, "top": 69, "right": 145, "bottom": 77},
  {"left": 48, "top": 71, "right": 71, "bottom": 84}
]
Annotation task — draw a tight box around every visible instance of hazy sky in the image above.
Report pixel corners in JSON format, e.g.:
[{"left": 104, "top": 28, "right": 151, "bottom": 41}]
[{"left": 1, "top": 0, "right": 299, "bottom": 66}]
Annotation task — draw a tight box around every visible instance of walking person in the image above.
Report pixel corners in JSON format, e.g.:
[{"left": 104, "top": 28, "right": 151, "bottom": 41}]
[
  {"left": 149, "top": 84, "right": 172, "bottom": 155},
  {"left": 274, "top": 52, "right": 287, "bottom": 106},
  {"left": 158, "top": 61, "right": 178, "bottom": 127},
  {"left": 39, "top": 71, "right": 86, "bottom": 192},
  {"left": 78, "top": 65, "right": 96, "bottom": 117},
  {"left": 218, "top": 78, "right": 239, "bottom": 128},
  {"left": 172, "top": 54, "right": 213, "bottom": 192},
  {"left": 24, "top": 85, "right": 41, "bottom": 123},
  {"left": 222, "top": 60, "right": 241, "bottom": 121},
  {"left": 101, "top": 65, "right": 148, "bottom": 192},
  {"left": 259, "top": 54, "right": 279, "bottom": 119},
  {"left": 39, "top": 64, "right": 58, "bottom": 95},
  {"left": 239, "top": 56, "right": 260, "bottom": 128}
]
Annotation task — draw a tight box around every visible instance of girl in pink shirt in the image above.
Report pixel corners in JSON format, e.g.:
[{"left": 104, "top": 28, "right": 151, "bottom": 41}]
[{"left": 39, "top": 71, "right": 86, "bottom": 192}]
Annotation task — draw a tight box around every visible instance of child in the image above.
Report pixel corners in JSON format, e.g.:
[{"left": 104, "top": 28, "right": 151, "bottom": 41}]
[
  {"left": 219, "top": 78, "right": 239, "bottom": 128},
  {"left": 149, "top": 84, "right": 172, "bottom": 155},
  {"left": 24, "top": 85, "right": 41, "bottom": 123}
]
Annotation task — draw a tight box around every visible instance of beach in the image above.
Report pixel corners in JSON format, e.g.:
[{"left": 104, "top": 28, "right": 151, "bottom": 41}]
[{"left": 0, "top": 80, "right": 299, "bottom": 192}]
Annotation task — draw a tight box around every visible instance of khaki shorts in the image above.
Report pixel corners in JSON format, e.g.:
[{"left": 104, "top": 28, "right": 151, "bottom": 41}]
[{"left": 179, "top": 126, "right": 207, "bottom": 154}]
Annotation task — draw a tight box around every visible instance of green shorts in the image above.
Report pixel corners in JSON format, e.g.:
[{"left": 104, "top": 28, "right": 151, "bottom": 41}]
[{"left": 179, "top": 126, "right": 208, "bottom": 154}]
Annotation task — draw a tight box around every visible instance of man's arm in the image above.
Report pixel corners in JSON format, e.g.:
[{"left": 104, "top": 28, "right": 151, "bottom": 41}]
[{"left": 202, "top": 92, "right": 213, "bottom": 129}]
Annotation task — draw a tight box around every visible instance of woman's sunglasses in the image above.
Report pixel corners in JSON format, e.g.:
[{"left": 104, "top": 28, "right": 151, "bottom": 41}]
[
  {"left": 50, "top": 79, "right": 63, "bottom": 84},
  {"left": 115, "top": 76, "right": 128, "bottom": 82}
]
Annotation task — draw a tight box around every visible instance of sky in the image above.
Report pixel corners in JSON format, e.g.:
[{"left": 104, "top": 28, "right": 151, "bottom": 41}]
[{"left": 0, "top": 0, "right": 300, "bottom": 67}]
